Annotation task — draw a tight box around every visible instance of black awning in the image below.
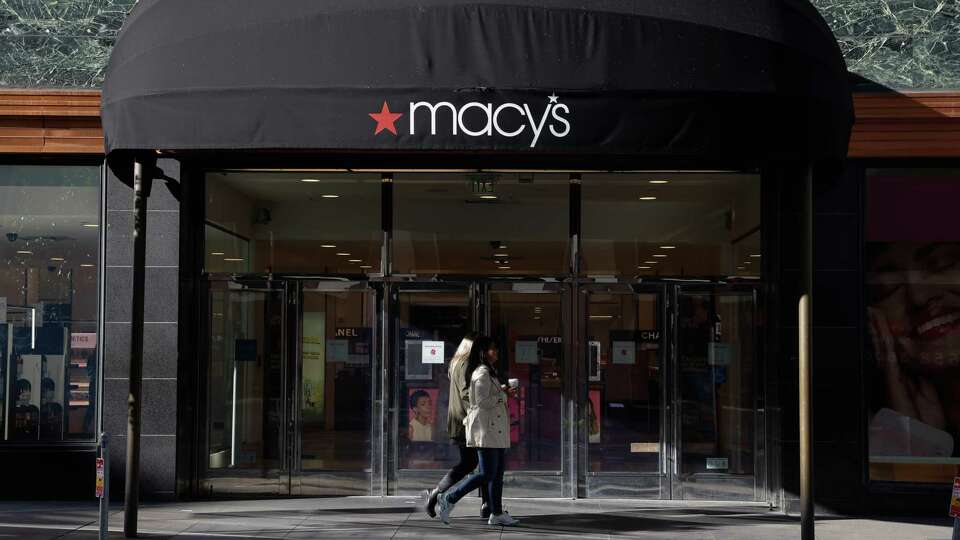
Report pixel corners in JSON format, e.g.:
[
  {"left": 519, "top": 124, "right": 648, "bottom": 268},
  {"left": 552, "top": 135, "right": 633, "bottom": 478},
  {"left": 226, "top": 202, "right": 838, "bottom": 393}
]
[{"left": 102, "top": 0, "right": 852, "bottom": 163}]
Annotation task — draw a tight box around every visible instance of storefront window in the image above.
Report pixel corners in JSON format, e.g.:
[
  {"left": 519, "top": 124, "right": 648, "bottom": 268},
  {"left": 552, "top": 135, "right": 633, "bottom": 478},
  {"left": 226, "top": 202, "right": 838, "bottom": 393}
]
[
  {"left": 866, "top": 168, "right": 960, "bottom": 484},
  {"left": 0, "top": 164, "right": 101, "bottom": 442},
  {"left": 582, "top": 172, "right": 761, "bottom": 278},
  {"left": 394, "top": 172, "right": 569, "bottom": 276},
  {"left": 205, "top": 171, "right": 381, "bottom": 274}
]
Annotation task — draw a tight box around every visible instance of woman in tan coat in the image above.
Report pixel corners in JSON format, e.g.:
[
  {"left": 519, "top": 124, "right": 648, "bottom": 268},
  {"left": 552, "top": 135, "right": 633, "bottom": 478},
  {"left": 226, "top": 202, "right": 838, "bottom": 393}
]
[{"left": 435, "top": 336, "right": 518, "bottom": 526}]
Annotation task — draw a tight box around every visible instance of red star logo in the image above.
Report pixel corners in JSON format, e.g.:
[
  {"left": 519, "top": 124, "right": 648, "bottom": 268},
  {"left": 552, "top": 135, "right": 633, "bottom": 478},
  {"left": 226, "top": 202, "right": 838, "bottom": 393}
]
[{"left": 369, "top": 101, "right": 403, "bottom": 135}]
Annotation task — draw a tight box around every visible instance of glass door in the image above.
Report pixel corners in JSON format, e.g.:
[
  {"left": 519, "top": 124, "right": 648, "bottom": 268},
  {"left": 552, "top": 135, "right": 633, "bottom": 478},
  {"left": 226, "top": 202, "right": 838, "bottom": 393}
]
[
  {"left": 295, "top": 281, "right": 377, "bottom": 495},
  {"left": 672, "top": 286, "right": 762, "bottom": 501},
  {"left": 392, "top": 285, "right": 474, "bottom": 494},
  {"left": 201, "top": 278, "right": 291, "bottom": 496},
  {"left": 487, "top": 282, "right": 569, "bottom": 497},
  {"left": 582, "top": 285, "right": 668, "bottom": 498}
]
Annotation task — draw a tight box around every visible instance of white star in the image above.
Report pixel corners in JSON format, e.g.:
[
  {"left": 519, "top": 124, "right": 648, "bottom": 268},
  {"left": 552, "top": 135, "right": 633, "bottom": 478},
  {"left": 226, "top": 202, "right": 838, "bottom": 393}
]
[{"left": 548, "top": 93, "right": 559, "bottom": 104}]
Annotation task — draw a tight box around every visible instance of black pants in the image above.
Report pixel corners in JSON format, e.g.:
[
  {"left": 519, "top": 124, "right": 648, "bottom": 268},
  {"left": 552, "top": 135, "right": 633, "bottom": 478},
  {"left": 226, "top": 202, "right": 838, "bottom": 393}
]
[{"left": 436, "top": 441, "right": 488, "bottom": 503}]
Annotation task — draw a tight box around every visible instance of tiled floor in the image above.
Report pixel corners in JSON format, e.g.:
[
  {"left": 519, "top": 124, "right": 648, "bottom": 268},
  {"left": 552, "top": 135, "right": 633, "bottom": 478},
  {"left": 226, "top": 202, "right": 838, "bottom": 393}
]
[{"left": 0, "top": 497, "right": 954, "bottom": 539}]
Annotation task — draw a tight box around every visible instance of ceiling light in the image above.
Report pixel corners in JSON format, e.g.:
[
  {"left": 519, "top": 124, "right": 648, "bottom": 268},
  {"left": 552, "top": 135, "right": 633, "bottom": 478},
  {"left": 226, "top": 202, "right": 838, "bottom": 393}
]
[
  {"left": 494, "top": 253, "right": 509, "bottom": 257},
  {"left": 639, "top": 196, "right": 657, "bottom": 201},
  {"left": 498, "top": 266, "right": 511, "bottom": 270},
  {"left": 638, "top": 266, "right": 652, "bottom": 270},
  {"left": 480, "top": 195, "right": 498, "bottom": 200},
  {"left": 653, "top": 254, "right": 668, "bottom": 258},
  {"left": 321, "top": 244, "right": 336, "bottom": 248},
  {"left": 750, "top": 254, "right": 762, "bottom": 258},
  {"left": 348, "top": 259, "right": 362, "bottom": 263},
  {"left": 16, "top": 250, "right": 32, "bottom": 255},
  {"left": 336, "top": 253, "right": 351, "bottom": 256},
  {"left": 360, "top": 265, "right": 373, "bottom": 269},
  {"left": 745, "top": 261, "right": 752, "bottom": 265},
  {"left": 659, "top": 245, "right": 676, "bottom": 249},
  {"left": 321, "top": 194, "right": 339, "bottom": 198},
  {"left": 301, "top": 178, "right": 320, "bottom": 183},
  {"left": 224, "top": 258, "right": 244, "bottom": 262},
  {"left": 81, "top": 263, "right": 95, "bottom": 268},
  {"left": 210, "top": 252, "right": 225, "bottom": 256},
  {"left": 50, "top": 257, "right": 65, "bottom": 261},
  {"left": 643, "top": 261, "right": 659, "bottom": 264},
  {"left": 589, "top": 315, "right": 614, "bottom": 320},
  {"left": 649, "top": 180, "right": 669, "bottom": 184},
  {"left": 737, "top": 266, "right": 746, "bottom": 270},
  {"left": 82, "top": 223, "right": 99, "bottom": 228},
  {"left": 533, "top": 316, "right": 542, "bottom": 320},
  {"left": 498, "top": 244, "right": 508, "bottom": 249}
]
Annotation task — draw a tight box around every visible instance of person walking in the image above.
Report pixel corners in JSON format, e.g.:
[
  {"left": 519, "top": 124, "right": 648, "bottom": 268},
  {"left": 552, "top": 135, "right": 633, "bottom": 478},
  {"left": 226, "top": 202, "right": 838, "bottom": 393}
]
[
  {"left": 435, "top": 336, "right": 519, "bottom": 527},
  {"left": 424, "top": 332, "right": 489, "bottom": 518}
]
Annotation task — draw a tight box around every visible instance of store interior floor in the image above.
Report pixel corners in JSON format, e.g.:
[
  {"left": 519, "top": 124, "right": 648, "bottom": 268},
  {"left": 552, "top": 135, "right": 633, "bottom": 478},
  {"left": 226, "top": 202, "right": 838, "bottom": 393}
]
[{"left": 0, "top": 497, "right": 954, "bottom": 539}]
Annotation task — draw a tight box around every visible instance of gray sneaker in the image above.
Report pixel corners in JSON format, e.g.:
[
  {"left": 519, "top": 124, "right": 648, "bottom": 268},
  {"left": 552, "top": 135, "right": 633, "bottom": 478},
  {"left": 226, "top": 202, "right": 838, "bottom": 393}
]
[
  {"left": 488, "top": 511, "right": 519, "bottom": 526},
  {"left": 435, "top": 492, "right": 455, "bottom": 524}
]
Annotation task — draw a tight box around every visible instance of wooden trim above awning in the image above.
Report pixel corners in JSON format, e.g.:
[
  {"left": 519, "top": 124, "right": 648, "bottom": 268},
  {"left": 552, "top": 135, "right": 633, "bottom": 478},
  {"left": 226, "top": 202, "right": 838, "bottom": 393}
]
[{"left": 0, "top": 89, "right": 958, "bottom": 158}]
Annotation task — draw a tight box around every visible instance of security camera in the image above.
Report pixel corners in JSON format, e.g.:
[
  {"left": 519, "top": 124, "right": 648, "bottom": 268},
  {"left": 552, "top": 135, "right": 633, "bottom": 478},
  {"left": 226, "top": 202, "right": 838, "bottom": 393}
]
[{"left": 5, "top": 232, "right": 17, "bottom": 242}]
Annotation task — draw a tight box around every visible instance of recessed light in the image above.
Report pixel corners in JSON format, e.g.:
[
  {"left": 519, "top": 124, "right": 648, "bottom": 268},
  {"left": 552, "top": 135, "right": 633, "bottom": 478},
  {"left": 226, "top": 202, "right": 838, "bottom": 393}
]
[
  {"left": 659, "top": 245, "right": 676, "bottom": 249},
  {"left": 639, "top": 196, "right": 657, "bottom": 201},
  {"left": 498, "top": 266, "right": 511, "bottom": 270},
  {"left": 210, "top": 252, "right": 225, "bottom": 256},
  {"left": 494, "top": 253, "right": 509, "bottom": 257},
  {"left": 638, "top": 266, "right": 652, "bottom": 270},
  {"left": 336, "top": 253, "right": 351, "bottom": 256},
  {"left": 737, "top": 266, "right": 746, "bottom": 270},
  {"left": 533, "top": 316, "right": 542, "bottom": 320},
  {"left": 498, "top": 244, "right": 508, "bottom": 249},
  {"left": 321, "top": 244, "right": 336, "bottom": 248},
  {"left": 348, "top": 259, "right": 362, "bottom": 263},
  {"left": 50, "top": 257, "right": 65, "bottom": 261},
  {"left": 750, "top": 254, "right": 762, "bottom": 258},
  {"left": 360, "top": 265, "right": 373, "bottom": 269},
  {"left": 224, "top": 258, "right": 244, "bottom": 262},
  {"left": 16, "top": 250, "right": 32, "bottom": 255},
  {"left": 301, "top": 178, "right": 320, "bottom": 183},
  {"left": 80, "top": 263, "right": 95, "bottom": 268},
  {"left": 480, "top": 195, "right": 498, "bottom": 200},
  {"left": 643, "top": 261, "right": 659, "bottom": 265},
  {"left": 652, "top": 254, "right": 667, "bottom": 258},
  {"left": 82, "top": 223, "right": 99, "bottom": 228},
  {"left": 745, "top": 261, "right": 752, "bottom": 265},
  {"left": 589, "top": 315, "right": 614, "bottom": 320},
  {"left": 649, "top": 180, "right": 669, "bottom": 184},
  {"left": 321, "top": 194, "right": 339, "bottom": 199}
]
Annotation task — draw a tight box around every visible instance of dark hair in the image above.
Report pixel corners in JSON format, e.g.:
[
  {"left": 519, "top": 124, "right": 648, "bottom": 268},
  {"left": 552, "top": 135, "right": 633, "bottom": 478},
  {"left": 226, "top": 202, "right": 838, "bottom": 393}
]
[
  {"left": 465, "top": 335, "right": 498, "bottom": 388},
  {"left": 15, "top": 379, "right": 31, "bottom": 393},
  {"left": 409, "top": 389, "right": 430, "bottom": 409},
  {"left": 41, "top": 378, "right": 56, "bottom": 392}
]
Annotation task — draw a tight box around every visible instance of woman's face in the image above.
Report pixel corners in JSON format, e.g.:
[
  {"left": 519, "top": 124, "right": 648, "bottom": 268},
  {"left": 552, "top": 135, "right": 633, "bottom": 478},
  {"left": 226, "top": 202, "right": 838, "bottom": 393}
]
[
  {"left": 869, "top": 242, "right": 960, "bottom": 373},
  {"left": 485, "top": 346, "right": 499, "bottom": 363}
]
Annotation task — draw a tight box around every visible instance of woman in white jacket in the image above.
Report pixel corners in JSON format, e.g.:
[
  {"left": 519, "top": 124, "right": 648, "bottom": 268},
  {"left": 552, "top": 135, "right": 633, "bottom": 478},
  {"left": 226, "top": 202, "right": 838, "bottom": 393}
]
[{"left": 435, "top": 335, "right": 518, "bottom": 526}]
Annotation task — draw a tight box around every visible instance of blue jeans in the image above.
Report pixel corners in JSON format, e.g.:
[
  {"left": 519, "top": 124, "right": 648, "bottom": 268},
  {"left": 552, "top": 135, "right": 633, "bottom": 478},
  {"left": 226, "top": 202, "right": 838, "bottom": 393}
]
[{"left": 443, "top": 447, "right": 505, "bottom": 515}]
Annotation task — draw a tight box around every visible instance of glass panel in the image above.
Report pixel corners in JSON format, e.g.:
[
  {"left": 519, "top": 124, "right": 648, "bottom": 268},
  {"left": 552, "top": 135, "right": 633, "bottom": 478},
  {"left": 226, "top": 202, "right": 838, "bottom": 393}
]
[
  {"left": 203, "top": 284, "right": 287, "bottom": 495},
  {"left": 205, "top": 171, "right": 381, "bottom": 274},
  {"left": 582, "top": 172, "right": 761, "bottom": 278},
  {"left": 0, "top": 165, "right": 100, "bottom": 442},
  {"left": 865, "top": 168, "right": 960, "bottom": 484},
  {"left": 396, "top": 290, "right": 470, "bottom": 484},
  {"left": 300, "top": 287, "right": 373, "bottom": 494},
  {"left": 489, "top": 291, "right": 563, "bottom": 472},
  {"left": 677, "top": 290, "right": 757, "bottom": 500},
  {"left": 393, "top": 172, "right": 568, "bottom": 276},
  {"left": 586, "top": 293, "right": 663, "bottom": 475}
]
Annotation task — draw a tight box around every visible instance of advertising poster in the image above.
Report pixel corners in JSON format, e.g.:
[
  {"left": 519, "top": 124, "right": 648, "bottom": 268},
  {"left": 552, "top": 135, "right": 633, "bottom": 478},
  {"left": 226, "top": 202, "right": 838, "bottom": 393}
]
[
  {"left": 301, "top": 312, "right": 325, "bottom": 420},
  {"left": 587, "top": 388, "right": 602, "bottom": 443},
  {"left": 421, "top": 340, "right": 444, "bottom": 364},
  {"left": 588, "top": 341, "right": 601, "bottom": 381},
  {"left": 407, "top": 387, "right": 438, "bottom": 442},
  {"left": 515, "top": 340, "right": 539, "bottom": 365},
  {"left": 402, "top": 328, "right": 432, "bottom": 380},
  {"left": 611, "top": 340, "right": 636, "bottom": 365},
  {"left": 866, "top": 174, "right": 960, "bottom": 482},
  {"left": 950, "top": 476, "right": 960, "bottom": 518}
]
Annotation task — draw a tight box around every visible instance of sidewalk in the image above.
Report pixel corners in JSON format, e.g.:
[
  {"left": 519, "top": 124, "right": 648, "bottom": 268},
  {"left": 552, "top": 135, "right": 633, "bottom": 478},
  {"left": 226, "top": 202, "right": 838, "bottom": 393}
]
[{"left": 0, "top": 497, "right": 953, "bottom": 539}]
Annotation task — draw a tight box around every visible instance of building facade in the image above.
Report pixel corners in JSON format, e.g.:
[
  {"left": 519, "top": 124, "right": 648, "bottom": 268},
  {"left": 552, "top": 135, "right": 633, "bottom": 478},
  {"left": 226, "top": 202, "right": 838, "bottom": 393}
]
[{"left": 0, "top": 0, "right": 958, "bottom": 516}]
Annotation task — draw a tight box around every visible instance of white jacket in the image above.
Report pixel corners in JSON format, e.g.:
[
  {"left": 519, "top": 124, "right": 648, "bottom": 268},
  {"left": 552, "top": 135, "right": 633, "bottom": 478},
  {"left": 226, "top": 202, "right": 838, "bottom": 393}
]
[{"left": 463, "top": 364, "right": 510, "bottom": 449}]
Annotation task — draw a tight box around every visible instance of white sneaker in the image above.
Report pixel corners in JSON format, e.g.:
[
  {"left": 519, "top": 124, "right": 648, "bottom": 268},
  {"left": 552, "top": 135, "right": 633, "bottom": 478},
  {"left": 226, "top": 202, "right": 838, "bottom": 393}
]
[
  {"left": 487, "top": 511, "right": 519, "bottom": 526},
  {"left": 435, "top": 492, "right": 455, "bottom": 525}
]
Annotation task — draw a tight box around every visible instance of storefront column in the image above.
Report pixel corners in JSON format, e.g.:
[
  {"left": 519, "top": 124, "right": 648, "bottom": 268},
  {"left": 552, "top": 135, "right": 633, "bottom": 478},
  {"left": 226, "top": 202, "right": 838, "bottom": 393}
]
[
  {"left": 124, "top": 155, "right": 154, "bottom": 538},
  {"left": 799, "top": 164, "right": 814, "bottom": 540}
]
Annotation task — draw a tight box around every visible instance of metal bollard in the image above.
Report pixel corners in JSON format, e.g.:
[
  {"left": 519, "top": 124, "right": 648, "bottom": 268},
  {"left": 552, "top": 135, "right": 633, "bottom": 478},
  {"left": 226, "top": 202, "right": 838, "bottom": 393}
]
[{"left": 98, "top": 433, "right": 110, "bottom": 540}]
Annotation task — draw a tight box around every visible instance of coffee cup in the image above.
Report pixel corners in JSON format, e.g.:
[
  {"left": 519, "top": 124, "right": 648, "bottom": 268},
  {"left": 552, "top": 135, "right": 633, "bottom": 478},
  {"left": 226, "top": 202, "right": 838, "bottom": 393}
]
[{"left": 508, "top": 378, "right": 519, "bottom": 389}]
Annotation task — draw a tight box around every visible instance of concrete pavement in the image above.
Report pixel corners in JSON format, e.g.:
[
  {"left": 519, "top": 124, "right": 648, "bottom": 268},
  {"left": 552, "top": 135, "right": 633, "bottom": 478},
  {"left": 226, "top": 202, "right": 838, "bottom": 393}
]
[{"left": 0, "top": 497, "right": 953, "bottom": 539}]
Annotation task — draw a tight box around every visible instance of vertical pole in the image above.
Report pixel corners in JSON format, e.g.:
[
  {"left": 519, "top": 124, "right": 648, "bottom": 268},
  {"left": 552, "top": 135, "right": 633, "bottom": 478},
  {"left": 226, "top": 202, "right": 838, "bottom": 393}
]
[
  {"left": 378, "top": 173, "right": 392, "bottom": 497},
  {"left": 124, "top": 157, "right": 152, "bottom": 538},
  {"left": 799, "top": 164, "right": 814, "bottom": 540},
  {"left": 99, "top": 432, "right": 110, "bottom": 540}
]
